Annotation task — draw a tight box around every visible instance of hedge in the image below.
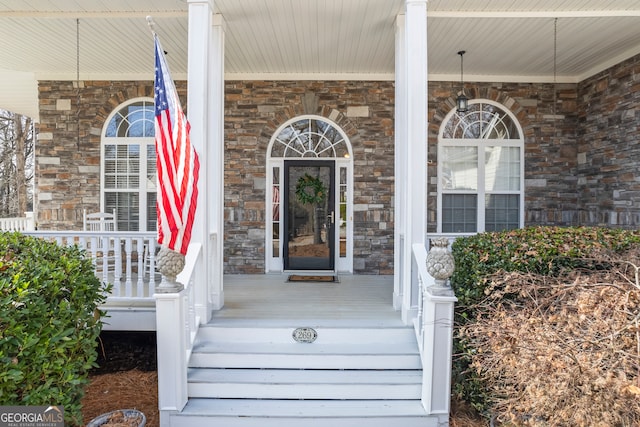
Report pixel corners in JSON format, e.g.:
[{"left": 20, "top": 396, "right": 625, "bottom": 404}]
[
  {"left": 0, "top": 232, "right": 110, "bottom": 426},
  {"left": 449, "top": 226, "right": 640, "bottom": 413}
]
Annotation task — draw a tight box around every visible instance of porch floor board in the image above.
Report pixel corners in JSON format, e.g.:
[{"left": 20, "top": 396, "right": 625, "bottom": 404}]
[{"left": 212, "top": 274, "right": 403, "bottom": 327}]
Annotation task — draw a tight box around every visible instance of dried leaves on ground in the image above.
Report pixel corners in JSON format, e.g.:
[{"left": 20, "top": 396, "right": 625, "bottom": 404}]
[{"left": 462, "top": 253, "right": 640, "bottom": 426}]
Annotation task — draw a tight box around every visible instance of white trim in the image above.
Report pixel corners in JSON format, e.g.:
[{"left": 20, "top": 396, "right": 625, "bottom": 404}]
[
  {"left": 427, "top": 10, "right": 640, "bottom": 18},
  {"left": 393, "top": 12, "right": 407, "bottom": 311}
]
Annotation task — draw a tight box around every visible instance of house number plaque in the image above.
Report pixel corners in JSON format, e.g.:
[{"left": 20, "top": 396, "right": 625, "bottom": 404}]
[{"left": 292, "top": 327, "right": 317, "bottom": 343}]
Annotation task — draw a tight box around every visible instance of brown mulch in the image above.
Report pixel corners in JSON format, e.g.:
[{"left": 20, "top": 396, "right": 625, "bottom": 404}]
[{"left": 82, "top": 370, "right": 159, "bottom": 427}]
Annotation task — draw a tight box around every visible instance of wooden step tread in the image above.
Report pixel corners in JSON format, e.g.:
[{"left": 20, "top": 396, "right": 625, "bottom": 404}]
[
  {"left": 196, "top": 325, "right": 417, "bottom": 344},
  {"left": 192, "top": 342, "right": 419, "bottom": 355},
  {"left": 188, "top": 368, "right": 422, "bottom": 384},
  {"left": 180, "top": 398, "right": 429, "bottom": 417}
]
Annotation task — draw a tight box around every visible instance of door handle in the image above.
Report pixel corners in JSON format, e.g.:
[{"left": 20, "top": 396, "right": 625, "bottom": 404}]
[{"left": 328, "top": 211, "right": 335, "bottom": 224}]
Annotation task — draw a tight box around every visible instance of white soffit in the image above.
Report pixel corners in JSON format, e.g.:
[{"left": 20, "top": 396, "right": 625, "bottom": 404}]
[
  {"left": 0, "top": 70, "right": 39, "bottom": 121},
  {"left": 0, "top": 0, "right": 639, "bottom": 120}
]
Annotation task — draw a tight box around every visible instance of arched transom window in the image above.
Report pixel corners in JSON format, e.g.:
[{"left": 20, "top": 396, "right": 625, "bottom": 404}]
[
  {"left": 102, "top": 98, "right": 156, "bottom": 231},
  {"left": 270, "top": 117, "right": 351, "bottom": 158},
  {"left": 437, "top": 100, "right": 524, "bottom": 233}
]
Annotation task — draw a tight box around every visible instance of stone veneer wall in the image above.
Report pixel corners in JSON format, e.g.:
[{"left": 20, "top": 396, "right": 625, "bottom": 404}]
[
  {"left": 576, "top": 54, "right": 640, "bottom": 228},
  {"left": 224, "top": 81, "right": 395, "bottom": 274},
  {"left": 35, "top": 55, "right": 640, "bottom": 273},
  {"left": 36, "top": 81, "right": 185, "bottom": 230}
]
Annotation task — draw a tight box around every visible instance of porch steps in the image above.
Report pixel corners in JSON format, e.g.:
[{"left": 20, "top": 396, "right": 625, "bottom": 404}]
[{"left": 168, "top": 323, "right": 439, "bottom": 427}]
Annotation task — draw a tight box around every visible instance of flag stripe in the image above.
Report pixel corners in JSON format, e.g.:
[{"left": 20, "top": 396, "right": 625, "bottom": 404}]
[{"left": 154, "top": 34, "right": 199, "bottom": 256}]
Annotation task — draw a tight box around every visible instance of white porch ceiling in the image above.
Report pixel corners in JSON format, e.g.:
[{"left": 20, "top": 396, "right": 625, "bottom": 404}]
[{"left": 1, "top": 0, "right": 640, "bottom": 120}]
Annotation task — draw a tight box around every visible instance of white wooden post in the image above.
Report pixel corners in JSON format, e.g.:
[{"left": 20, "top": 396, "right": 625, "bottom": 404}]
[
  {"left": 208, "top": 13, "right": 225, "bottom": 310},
  {"left": 187, "top": 0, "right": 215, "bottom": 321},
  {"left": 155, "top": 291, "right": 188, "bottom": 425},
  {"left": 421, "top": 287, "right": 457, "bottom": 420},
  {"left": 402, "top": 0, "right": 428, "bottom": 324},
  {"left": 393, "top": 13, "right": 407, "bottom": 311}
]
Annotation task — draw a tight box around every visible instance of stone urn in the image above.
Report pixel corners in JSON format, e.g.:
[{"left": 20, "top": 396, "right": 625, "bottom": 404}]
[
  {"left": 155, "top": 246, "right": 186, "bottom": 292},
  {"left": 425, "top": 237, "right": 455, "bottom": 288}
]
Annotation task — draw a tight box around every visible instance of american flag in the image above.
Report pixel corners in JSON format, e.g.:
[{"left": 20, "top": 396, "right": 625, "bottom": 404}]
[{"left": 154, "top": 35, "right": 200, "bottom": 256}]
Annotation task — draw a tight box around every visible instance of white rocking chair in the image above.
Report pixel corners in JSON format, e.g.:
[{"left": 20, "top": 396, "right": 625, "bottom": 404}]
[{"left": 83, "top": 209, "right": 118, "bottom": 276}]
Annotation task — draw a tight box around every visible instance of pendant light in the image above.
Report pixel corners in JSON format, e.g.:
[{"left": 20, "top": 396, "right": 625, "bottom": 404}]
[{"left": 456, "top": 50, "right": 469, "bottom": 113}]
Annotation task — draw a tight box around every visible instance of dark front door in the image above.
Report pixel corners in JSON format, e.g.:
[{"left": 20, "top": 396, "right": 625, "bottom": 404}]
[{"left": 283, "top": 161, "right": 335, "bottom": 271}]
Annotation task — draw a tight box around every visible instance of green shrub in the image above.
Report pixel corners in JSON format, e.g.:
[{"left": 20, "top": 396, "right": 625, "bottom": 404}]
[
  {"left": 0, "top": 232, "right": 110, "bottom": 426},
  {"left": 449, "top": 226, "right": 640, "bottom": 414}
]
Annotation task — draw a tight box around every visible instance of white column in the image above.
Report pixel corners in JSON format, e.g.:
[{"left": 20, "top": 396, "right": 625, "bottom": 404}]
[
  {"left": 402, "top": 0, "right": 428, "bottom": 324},
  {"left": 187, "top": 0, "right": 215, "bottom": 321},
  {"left": 393, "top": 13, "right": 407, "bottom": 311},
  {"left": 208, "top": 13, "right": 225, "bottom": 310}
]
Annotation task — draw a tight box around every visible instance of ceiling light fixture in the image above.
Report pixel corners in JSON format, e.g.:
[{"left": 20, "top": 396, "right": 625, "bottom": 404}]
[{"left": 456, "top": 50, "right": 469, "bottom": 113}]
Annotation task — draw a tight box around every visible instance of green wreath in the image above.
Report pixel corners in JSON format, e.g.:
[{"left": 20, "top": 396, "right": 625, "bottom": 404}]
[{"left": 295, "top": 173, "right": 327, "bottom": 205}]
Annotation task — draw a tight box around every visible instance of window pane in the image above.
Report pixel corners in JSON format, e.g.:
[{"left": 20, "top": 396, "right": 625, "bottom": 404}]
[
  {"left": 485, "top": 194, "right": 519, "bottom": 232},
  {"left": 272, "top": 167, "right": 280, "bottom": 258},
  {"left": 105, "top": 192, "right": 140, "bottom": 231},
  {"left": 442, "top": 146, "right": 478, "bottom": 190},
  {"left": 340, "top": 168, "right": 347, "bottom": 250},
  {"left": 147, "top": 145, "right": 157, "bottom": 191},
  {"left": 485, "top": 146, "right": 520, "bottom": 191},
  {"left": 147, "top": 192, "right": 157, "bottom": 232},
  {"left": 442, "top": 194, "right": 477, "bottom": 233}
]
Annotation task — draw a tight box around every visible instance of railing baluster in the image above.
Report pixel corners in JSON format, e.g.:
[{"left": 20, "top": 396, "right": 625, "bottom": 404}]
[
  {"left": 147, "top": 239, "right": 157, "bottom": 294},
  {"left": 136, "top": 238, "right": 145, "bottom": 297}
]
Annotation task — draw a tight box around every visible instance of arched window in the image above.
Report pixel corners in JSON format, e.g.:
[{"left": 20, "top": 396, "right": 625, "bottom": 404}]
[
  {"left": 102, "top": 98, "right": 156, "bottom": 231},
  {"left": 437, "top": 100, "right": 524, "bottom": 233}
]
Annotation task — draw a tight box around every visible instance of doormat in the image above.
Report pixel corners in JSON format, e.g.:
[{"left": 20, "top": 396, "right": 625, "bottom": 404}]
[{"left": 287, "top": 275, "right": 338, "bottom": 283}]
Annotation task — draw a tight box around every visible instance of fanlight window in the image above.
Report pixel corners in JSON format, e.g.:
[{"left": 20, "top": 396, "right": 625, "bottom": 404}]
[
  {"left": 102, "top": 99, "right": 156, "bottom": 231},
  {"left": 105, "top": 100, "right": 155, "bottom": 138},
  {"left": 270, "top": 118, "right": 350, "bottom": 158},
  {"left": 442, "top": 102, "right": 521, "bottom": 140}
]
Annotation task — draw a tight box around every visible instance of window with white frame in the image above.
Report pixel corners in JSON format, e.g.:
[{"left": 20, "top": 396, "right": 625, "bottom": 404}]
[
  {"left": 102, "top": 98, "right": 156, "bottom": 231},
  {"left": 438, "top": 100, "right": 524, "bottom": 233}
]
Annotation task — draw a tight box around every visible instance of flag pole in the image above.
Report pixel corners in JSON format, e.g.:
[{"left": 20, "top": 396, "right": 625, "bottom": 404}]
[{"left": 151, "top": 16, "right": 199, "bottom": 292}]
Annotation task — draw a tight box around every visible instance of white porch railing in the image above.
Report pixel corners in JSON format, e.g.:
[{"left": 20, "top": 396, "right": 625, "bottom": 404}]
[
  {"left": 155, "top": 242, "right": 203, "bottom": 417},
  {"left": 0, "top": 212, "right": 35, "bottom": 231},
  {"left": 412, "top": 235, "right": 459, "bottom": 419},
  {"left": 22, "top": 230, "right": 158, "bottom": 301}
]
